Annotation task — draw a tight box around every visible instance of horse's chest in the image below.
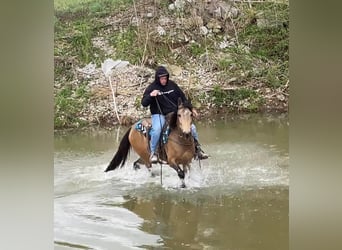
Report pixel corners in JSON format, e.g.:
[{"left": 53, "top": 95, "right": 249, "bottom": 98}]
[{"left": 166, "top": 137, "right": 194, "bottom": 164}]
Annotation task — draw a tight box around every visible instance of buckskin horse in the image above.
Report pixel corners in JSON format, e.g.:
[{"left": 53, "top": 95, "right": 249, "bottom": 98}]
[{"left": 105, "top": 99, "right": 195, "bottom": 188}]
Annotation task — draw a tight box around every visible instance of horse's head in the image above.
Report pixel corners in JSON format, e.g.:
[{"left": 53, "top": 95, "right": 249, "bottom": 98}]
[{"left": 176, "top": 98, "right": 192, "bottom": 136}]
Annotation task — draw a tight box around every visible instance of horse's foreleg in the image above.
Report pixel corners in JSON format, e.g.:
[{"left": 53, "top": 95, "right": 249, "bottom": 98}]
[
  {"left": 133, "top": 158, "right": 144, "bottom": 170},
  {"left": 133, "top": 158, "right": 155, "bottom": 177},
  {"left": 170, "top": 164, "right": 186, "bottom": 188},
  {"left": 183, "top": 164, "right": 189, "bottom": 176}
]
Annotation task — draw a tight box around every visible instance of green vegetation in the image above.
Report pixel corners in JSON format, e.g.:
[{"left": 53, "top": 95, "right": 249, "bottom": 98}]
[
  {"left": 189, "top": 43, "right": 206, "bottom": 57},
  {"left": 238, "top": 2, "right": 289, "bottom": 88},
  {"left": 54, "top": 0, "right": 134, "bottom": 128},
  {"left": 54, "top": 83, "right": 90, "bottom": 128},
  {"left": 206, "top": 85, "right": 264, "bottom": 112},
  {"left": 54, "top": 0, "right": 288, "bottom": 128},
  {"left": 55, "top": 0, "right": 131, "bottom": 13},
  {"left": 109, "top": 25, "right": 144, "bottom": 64}
]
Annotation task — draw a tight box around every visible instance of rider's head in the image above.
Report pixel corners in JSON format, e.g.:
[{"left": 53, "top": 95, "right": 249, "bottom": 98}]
[{"left": 155, "top": 66, "right": 169, "bottom": 86}]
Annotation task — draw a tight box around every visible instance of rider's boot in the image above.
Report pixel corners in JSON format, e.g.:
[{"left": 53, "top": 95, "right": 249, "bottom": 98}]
[
  {"left": 194, "top": 139, "right": 209, "bottom": 160},
  {"left": 150, "top": 152, "right": 158, "bottom": 163}
]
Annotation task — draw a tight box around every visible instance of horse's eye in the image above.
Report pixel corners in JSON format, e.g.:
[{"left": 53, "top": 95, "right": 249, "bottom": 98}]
[{"left": 178, "top": 114, "right": 181, "bottom": 117}]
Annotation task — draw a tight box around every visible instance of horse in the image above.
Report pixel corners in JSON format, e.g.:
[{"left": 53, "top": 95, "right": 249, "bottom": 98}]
[{"left": 105, "top": 99, "right": 195, "bottom": 188}]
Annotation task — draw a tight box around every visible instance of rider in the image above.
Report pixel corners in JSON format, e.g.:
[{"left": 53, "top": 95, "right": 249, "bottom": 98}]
[{"left": 141, "top": 65, "right": 208, "bottom": 163}]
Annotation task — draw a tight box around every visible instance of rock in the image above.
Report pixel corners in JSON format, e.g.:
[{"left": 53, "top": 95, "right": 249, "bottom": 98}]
[
  {"left": 168, "top": 4, "right": 175, "bottom": 11},
  {"left": 131, "top": 17, "right": 140, "bottom": 26},
  {"left": 169, "top": 0, "right": 186, "bottom": 11},
  {"left": 227, "top": 77, "right": 237, "bottom": 83},
  {"left": 174, "top": 0, "right": 186, "bottom": 10},
  {"left": 277, "top": 93, "right": 285, "bottom": 101},
  {"left": 257, "top": 18, "right": 269, "bottom": 28},
  {"left": 158, "top": 17, "right": 171, "bottom": 26},
  {"left": 77, "top": 62, "right": 97, "bottom": 75},
  {"left": 199, "top": 26, "right": 209, "bottom": 35},
  {"left": 219, "top": 41, "right": 229, "bottom": 49},
  {"left": 216, "top": 2, "right": 240, "bottom": 19},
  {"left": 228, "top": 7, "right": 239, "bottom": 19},
  {"left": 213, "top": 27, "right": 221, "bottom": 34},
  {"left": 168, "top": 65, "right": 183, "bottom": 76},
  {"left": 157, "top": 26, "right": 166, "bottom": 36},
  {"left": 206, "top": 19, "right": 221, "bottom": 31}
]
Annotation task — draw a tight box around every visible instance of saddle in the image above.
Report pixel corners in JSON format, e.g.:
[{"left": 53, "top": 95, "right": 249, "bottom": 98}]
[{"left": 134, "top": 117, "right": 171, "bottom": 160}]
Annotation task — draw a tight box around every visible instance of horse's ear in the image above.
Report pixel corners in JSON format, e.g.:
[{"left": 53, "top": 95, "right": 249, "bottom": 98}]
[{"left": 177, "top": 97, "right": 183, "bottom": 107}]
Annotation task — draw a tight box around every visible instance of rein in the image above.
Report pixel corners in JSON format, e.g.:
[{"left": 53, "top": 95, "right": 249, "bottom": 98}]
[
  {"left": 161, "top": 94, "right": 177, "bottom": 108},
  {"left": 154, "top": 94, "right": 178, "bottom": 115},
  {"left": 154, "top": 96, "right": 164, "bottom": 115},
  {"left": 154, "top": 97, "right": 164, "bottom": 186}
]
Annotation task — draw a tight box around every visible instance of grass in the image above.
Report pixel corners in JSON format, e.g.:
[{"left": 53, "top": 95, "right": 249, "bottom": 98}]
[
  {"left": 239, "top": 2, "right": 288, "bottom": 88},
  {"left": 189, "top": 43, "right": 206, "bottom": 57},
  {"left": 55, "top": 0, "right": 93, "bottom": 11},
  {"left": 55, "top": 0, "right": 131, "bottom": 13},
  {"left": 54, "top": 83, "right": 90, "bottom": 128},
  {"left": 205, "top": 85, "right": 264, "bottom": 112},
  {"left": 109, "top": 25, "right": 143, "bottom": 64}
]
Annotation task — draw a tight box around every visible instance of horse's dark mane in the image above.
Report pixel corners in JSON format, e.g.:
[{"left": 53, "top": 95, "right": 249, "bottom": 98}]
[
  {"left": 169, "top": 112, "right": 177, "bottom": 129},
  {"left": 169, "top": 103, "right": 192, "bottom": 130},
  {"left": 182, "top": 102, "right": 193, "bottom": 111}
]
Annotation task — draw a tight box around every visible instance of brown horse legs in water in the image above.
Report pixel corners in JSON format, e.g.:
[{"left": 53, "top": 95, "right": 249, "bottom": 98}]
[
  {"left": 171, "top": 164, "right": 186, "bottom": 188},
  {"left": 133, "top": 157, "right": 186, "bottom": 187},
  {"left": 131, "top": 155, "right": 187, "bottom": 187}
]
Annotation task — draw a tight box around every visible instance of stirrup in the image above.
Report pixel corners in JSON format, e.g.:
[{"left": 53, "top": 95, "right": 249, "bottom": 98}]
[{"left": 197, "top": 152, "right": 209, "bottom": 160}]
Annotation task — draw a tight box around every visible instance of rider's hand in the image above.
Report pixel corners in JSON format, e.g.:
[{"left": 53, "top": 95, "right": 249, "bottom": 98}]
[
  {"left": 150, "top": 90, "right": 160, "bottom": 97},
  {"left": 192, "top": 109, "right": 199, "bottom": 118}
]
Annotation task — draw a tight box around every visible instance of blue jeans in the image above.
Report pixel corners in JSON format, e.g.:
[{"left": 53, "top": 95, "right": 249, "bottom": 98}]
[{"left": 150, "top": 114, "right": 199, "bottom": 154}]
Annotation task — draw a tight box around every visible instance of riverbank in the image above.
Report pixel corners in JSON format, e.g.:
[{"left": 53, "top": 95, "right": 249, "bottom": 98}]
[{"left": 54, "top": 0, "right": 289, "bottom": 129}]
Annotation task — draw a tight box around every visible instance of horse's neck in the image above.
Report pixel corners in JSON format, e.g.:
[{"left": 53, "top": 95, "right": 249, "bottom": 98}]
[{"left": 171, "top": 127, "right": 194, "bottom": 144}]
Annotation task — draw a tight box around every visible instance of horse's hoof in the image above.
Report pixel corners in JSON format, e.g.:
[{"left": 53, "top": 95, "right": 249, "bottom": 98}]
[
  {"left": 177, "top": 169, "right": 185, "bottom": 179},
  {"left": 180, "top": 183, "right": 186, "bottom": 188},
  {"left": 133, "top": 164, "right": 140, "bottom": 170},
  {"left": 178, "top": 173, "right": 185, "bottom": 179}
]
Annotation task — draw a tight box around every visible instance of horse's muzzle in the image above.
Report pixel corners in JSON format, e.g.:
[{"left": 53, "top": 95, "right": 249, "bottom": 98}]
[{"left": 183, "top": 132, "right": 191, "bottom": 139}]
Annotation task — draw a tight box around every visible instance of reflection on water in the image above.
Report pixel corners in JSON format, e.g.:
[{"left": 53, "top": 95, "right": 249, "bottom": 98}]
[
  {"left": 123, "top": 187, "right": 288, "bottom": 250},
  {"left": 54, "top": 114, "right": 288, "bottom": 250}
]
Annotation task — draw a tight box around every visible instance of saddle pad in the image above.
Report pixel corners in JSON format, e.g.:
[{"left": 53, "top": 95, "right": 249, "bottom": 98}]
[
  {"left": 135, "top": 120, "right": 149, "bottom": 135},
  {"left": 162, "top": 126, "right": 170, "bottom": 144},
  {"left": 135, "top": 119, "right": 170, "bottom": 144}
]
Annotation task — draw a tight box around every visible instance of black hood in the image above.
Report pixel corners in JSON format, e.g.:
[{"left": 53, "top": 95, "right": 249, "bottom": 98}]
[{"left": 154, "top": 66, "right": 169, "bottom": 85}]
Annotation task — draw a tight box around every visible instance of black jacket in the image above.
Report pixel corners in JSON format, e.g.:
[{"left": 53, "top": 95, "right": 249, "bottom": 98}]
[{"left": 141, "top": 66, "right": 192, "bottom": 115}]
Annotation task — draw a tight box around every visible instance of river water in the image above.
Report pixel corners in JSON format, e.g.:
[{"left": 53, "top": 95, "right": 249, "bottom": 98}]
[{"left": 54, "top": 113, "right": 289, "bottom": 250}]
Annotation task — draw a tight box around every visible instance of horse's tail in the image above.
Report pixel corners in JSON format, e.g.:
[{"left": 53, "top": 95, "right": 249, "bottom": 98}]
[{"left": 105, "top": 127, "right": 132, "bottom": 172}]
